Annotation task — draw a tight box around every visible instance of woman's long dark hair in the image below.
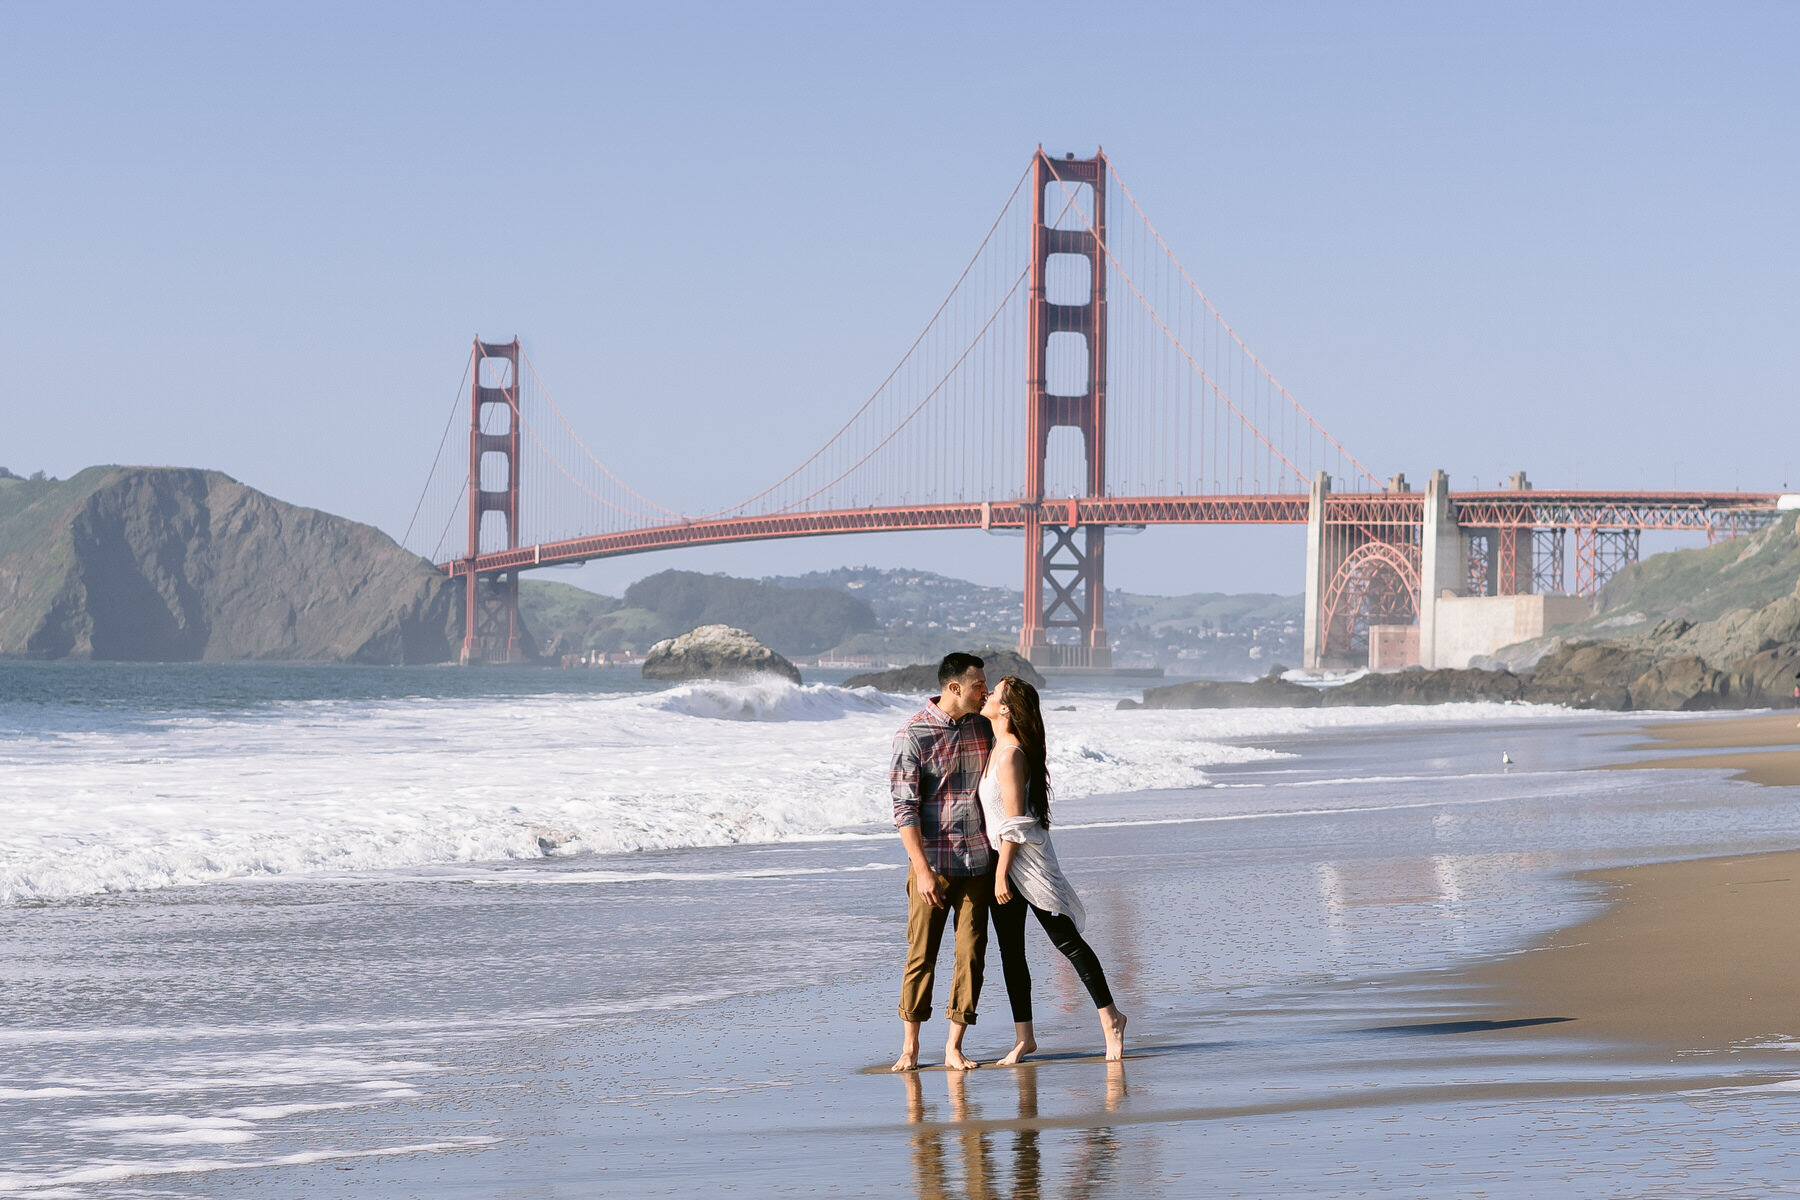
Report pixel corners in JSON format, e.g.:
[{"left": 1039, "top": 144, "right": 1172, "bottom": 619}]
[{"left": 997, "top": 676, "right": 1051, "bottom": 828}]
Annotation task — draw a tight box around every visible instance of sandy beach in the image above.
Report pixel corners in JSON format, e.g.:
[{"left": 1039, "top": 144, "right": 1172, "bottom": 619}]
[
  {"left": 1468, "top": 849, "right": 1800, "bottom": 1050},
  {"left": 1460, "top": 712, "right": 1800, "bottom": 1056},
  {"left": 1609, "top": 710, "right": 1800, "bottom": 785}
]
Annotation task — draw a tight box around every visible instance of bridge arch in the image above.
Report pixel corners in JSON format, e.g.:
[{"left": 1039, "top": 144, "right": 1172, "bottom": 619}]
[{"left": 1320, "top": 540, "right": 1420, "bottom": 663}]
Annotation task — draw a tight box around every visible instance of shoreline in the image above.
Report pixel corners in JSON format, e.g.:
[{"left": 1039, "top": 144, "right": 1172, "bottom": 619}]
[
  {"left": 1466, "top": 848, "right": 1800, "bottom": 1052},
  {"left": 1475, "top": 710, "right": 1800, "bottom": 1053},
  {"left": 1607, "top": 710, "right": 1800, "bottom": 785}
]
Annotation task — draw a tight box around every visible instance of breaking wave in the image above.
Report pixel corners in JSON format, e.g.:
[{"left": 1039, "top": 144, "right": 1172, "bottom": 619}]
[{"left": 0, "top": 674, "right": 1596, "bottom": 903}]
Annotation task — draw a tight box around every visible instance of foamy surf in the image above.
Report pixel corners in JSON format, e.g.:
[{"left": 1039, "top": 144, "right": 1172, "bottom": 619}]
[
  {"left": 647, "top": 677, "right": 909, "bottom": 721},
  {"left": 0, "top": 677, "right": 1604, "bottom": 903}
]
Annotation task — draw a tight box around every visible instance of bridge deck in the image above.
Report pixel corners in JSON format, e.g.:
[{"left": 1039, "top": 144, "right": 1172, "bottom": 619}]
[{"left": 440, "top": 491, "right": 1781, "bottom": 578}]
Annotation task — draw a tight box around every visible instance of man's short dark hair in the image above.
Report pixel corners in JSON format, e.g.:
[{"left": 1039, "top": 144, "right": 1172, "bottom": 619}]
[{"left": 938, "top": 652, "right": 985, "bottom": 687}]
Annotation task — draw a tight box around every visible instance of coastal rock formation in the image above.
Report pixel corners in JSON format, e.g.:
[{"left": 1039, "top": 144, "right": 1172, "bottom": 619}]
[
  {"left": 844, "top": 647, "right": 1044, "bottom": 692},
  {"left": 1121, "top": 570, "right": 1800, "bottom": 713},
  {"left": 0, "top": 466, "right": 461, "bottom": 663},
  {"left": 1117, "top": 675, "right": 1319, "bottom": 710},
  {"left": 1325, "top": 667, "right": 1527, "bottom": 706},
  {"left": 1626, "top": 655, "right": 1746, "bottom": 712},
  {"left": 642, "top": 624, "right": 802, "bottom": 684}
]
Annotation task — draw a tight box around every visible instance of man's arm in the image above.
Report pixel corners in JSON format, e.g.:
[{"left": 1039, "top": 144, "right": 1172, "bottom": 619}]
[
  {"left": 897, "top": 825, "right": 945, "bottom": 909},
  {"left": 891, "top": 727, "right": 946, "bottom": 909}
]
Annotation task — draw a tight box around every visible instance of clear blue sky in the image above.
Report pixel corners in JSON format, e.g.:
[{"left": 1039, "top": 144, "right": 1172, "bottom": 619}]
[{"left": 5, "top": 2, "right": 1795, "bottom": 596}]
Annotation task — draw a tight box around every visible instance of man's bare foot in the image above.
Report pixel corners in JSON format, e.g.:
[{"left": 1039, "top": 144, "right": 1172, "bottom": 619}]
[
  {"left": 995, "top": 1021, "right": 1037, "bottom": 1066},
  {"left": 891, "top": 1047, "right": 920, "bottom": 1072},
  {"left": 1100, "top": 1005, "right": 1128, "bottom": 1061},
  {"left": 944, "top": 1045, "right": 981, "bottom": 1071}
]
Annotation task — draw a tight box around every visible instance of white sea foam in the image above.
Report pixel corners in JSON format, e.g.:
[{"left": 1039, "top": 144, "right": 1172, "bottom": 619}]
[
  {"left": 647, "top": 678, "right": 909, "bottom": 721},
  {"left": 0, "top": 680, "right": 1599, "bottom": 903},
  {"left": 0, "top": 1139, "right": 499, "bottom": 1195}
]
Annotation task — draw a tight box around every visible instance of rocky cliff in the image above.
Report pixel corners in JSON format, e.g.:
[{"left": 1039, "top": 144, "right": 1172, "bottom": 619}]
[{"left": 0, "top": 467, "right": 461, "bottom": 663}]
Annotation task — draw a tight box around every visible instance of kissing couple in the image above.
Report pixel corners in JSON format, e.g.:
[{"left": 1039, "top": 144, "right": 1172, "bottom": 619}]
[{"left": 889, "top": 652, "right": 1127, "bottom": 1071}]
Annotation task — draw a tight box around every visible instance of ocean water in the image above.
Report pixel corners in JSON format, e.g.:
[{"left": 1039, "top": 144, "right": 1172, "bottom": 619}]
[
  {"left": 0, "top": 661, "right": 1574, "bottom": 905},
  {"left": 5, "top": 662, "right": 1800, "bottom": 1196}
]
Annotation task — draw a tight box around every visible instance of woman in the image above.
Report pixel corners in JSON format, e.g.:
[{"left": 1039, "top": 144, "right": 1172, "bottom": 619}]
[{"left": 979, "top": 676, "right": 1127, "bottom": 1064}]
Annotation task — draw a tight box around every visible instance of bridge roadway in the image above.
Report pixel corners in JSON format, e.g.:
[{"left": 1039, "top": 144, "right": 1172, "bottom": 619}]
[{"left": 440, "top": 490, "right": 1782, "bottom": 581}]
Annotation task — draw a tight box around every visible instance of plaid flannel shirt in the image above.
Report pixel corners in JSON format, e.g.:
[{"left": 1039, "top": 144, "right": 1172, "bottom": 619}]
[{"left": 891, "top": 698, "right": 994, "bottom": 877}]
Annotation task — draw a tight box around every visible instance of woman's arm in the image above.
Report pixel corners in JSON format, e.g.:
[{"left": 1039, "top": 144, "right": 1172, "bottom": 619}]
[
  {"left": 996, "top": 745, "right": 1029, "bottom": 819},
  {"left": 992, "top": 746, "right": 1028, "bottom": 905},
  {"left": 995, "top": 840, "right": 1018, "bottom": 905}
]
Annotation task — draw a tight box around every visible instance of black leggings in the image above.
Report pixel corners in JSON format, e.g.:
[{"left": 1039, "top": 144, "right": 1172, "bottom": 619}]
[{"left": 990, "top": 894, "right": 1113, "bottom": 1023}]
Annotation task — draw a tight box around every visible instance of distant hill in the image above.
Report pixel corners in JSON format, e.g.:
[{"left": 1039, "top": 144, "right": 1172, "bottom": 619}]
[
  {"left": 768, "top": 566, "right": 1301, "bottom": 674},
  {"left": 519, "top": 569, "right": 877, "bottom": 658},
  {"left": 0, "top": 467, "right": 461, "bottom": 662},
  {"left": 523, "top": 564, "right": 1301, "bottom": 674}
]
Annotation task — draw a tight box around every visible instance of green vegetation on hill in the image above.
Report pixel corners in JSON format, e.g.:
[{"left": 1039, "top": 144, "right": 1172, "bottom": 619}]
[
  {"left": 624, "top": 571, "right": 876, "bottom": 654},
  {"left": 516, "top": 579, "right": 622, "bottom": 653},
  {"left": 766, "top": 565, "right": 1301, "bottom": 673},
  {"left": 1580, "top": 512, "right": 1800, "bottom": 631},
  {"left": 0, "top": 470, "right": 62, "bottom": 529},
  {"left": 520, "top": 570, "right": 877, "bottom": 658}
]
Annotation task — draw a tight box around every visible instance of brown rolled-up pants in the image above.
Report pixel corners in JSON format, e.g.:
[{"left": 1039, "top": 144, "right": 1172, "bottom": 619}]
[{"left": 898, "top": 868, "right": 993, "bottom": 1025}]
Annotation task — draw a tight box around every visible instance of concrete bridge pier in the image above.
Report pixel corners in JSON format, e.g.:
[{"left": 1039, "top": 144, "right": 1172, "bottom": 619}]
[
  {"left": 1301, "top": 472, "right": 1330, "bottom": 670},
  {"left": 1416, "top": 469, "right": 1465, "bottom": 670}
]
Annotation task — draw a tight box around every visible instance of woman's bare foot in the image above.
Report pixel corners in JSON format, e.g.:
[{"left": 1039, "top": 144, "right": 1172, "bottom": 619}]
[
  {"left": 891, "top": 1049, "right": 919, "bottom": 1072},
  {"left": 995, "top": 1020, "right": 1037, "bottom": 1066},
  {"left": 1099, "top": 1004, "right": 1128, "bottom": 1061}
]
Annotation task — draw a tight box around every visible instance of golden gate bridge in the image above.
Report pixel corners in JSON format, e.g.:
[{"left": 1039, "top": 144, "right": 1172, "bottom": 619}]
[{"left": 404, "top": 149, "right": 1782, "bottom": 670}]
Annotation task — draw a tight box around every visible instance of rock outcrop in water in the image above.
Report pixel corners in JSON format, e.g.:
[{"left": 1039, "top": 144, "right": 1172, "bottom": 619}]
[
  {"left": 642, "top": 624, "right": 802, "bottom": 684},
  {"left": 844, "top": 647, "right": 1045, "bottom": 692},
  {"left": 0, "top": 466, "right": 461, "bottom": 663},
  {"left": 1118, "top": 675, "right": 1320, "bottom": 710}
]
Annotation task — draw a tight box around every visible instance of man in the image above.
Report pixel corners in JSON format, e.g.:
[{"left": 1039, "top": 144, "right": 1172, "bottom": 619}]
[{"left": 890, "top": 652, "right": 994, "bottom": 1072}]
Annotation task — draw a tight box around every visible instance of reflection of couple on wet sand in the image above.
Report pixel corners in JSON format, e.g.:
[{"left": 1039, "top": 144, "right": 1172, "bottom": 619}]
[
  {"left": 903, "top": 1061, "right": 1128, "bottom": 1200},
  {"left": 890, "top": 652, "right": 1127, "bottom": 1071}
]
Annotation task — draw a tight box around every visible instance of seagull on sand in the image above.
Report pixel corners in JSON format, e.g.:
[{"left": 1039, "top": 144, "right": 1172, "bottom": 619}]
[{"left": 1501, "top": 751, "right": 1513, "bottom": 765}]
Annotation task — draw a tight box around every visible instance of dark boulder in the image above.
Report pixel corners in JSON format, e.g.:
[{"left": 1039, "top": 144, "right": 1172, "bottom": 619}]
[
  {"left": 1324, "top": 668, "right": 1527, "bottom": 706},
  {"left": 1626, "top": 654, "right": 1751, "bottom": 712},
  {"left": 1731, "top": 644, "right": 1800, "bottom": 707},
  {"left": 1521, "top": 641, "right": 1658, "bottom": 709},
  {"left": 844, "top": 646, "right": 1044, "bottom": 692},
  {"left": 1120, "top": 676, "right": 1321, "bottom": 710}
]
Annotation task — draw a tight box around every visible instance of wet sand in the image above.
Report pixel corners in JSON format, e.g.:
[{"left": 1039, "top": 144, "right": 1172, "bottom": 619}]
[
  {"left": 1472, "top": 714, "right": 1800, "bottom": 1051},
  {"left": 1467, "top": 849, "right": 1800, "bottom": 1050},
  {"left": 1609, "top": 710, "right": 1800, "bottom": 785}
]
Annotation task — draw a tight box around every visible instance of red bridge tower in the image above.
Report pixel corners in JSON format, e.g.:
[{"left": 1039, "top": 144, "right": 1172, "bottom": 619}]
[
  {"left": 462, "top": 338, "right": 524, "bottom": 664},
  {"left": 1020, "top": 148, "right": 1111, "bottom": 669}
]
